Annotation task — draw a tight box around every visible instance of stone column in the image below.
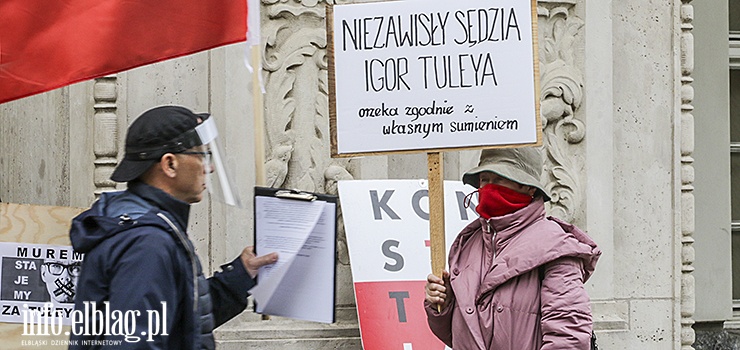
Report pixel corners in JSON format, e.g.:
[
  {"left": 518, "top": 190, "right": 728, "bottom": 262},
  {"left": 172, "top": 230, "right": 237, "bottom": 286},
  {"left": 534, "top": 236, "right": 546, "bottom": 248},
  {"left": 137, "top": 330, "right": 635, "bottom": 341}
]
[
  {"left": 679, "top": 1, "right": 696, "bottom": 349},
  {"left": 92, "top": 76, "right": 120, "bottom": 198}
]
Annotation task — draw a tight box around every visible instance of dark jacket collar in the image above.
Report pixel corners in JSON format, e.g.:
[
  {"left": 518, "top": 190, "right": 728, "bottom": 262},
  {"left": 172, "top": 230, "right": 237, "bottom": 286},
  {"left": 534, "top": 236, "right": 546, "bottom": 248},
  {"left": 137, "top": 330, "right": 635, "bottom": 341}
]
[{"left": 128, "top": 181, "right": 191, "bottom": 231}]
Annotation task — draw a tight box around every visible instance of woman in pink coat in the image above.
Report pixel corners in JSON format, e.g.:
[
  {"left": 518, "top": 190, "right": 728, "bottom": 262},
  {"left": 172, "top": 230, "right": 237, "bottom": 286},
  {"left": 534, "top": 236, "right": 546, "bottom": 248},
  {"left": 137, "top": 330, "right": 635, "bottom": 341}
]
[{"left": 425, "top": 147, "right": 601, "bottom": 350}]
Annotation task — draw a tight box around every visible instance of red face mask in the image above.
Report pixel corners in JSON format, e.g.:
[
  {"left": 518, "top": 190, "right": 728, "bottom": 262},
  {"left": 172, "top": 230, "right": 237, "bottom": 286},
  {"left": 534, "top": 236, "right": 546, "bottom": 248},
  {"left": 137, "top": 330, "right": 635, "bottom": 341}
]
[{"left": 475, "top": 184, "right": 533, "bottom": 219}]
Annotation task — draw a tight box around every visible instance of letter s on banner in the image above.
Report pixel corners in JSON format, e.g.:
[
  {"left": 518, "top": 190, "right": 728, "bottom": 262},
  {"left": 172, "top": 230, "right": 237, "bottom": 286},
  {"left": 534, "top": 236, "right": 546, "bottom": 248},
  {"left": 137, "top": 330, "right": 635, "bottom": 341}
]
[{"left": 382, "top": 240, "right": 404, "bottom": 272}]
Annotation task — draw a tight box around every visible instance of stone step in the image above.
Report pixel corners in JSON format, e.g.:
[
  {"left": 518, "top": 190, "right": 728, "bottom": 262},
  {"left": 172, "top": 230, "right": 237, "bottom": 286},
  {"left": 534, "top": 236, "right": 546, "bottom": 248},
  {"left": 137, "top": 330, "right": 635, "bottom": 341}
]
[
  {"left": 217, "top": 338, "right": 362, "bottom": 350},
  {"left": 216, "top": 321, "right": 361, "bottom": 341},
  {"left": 215, "top": 306, "right": 362, "bottom": 349}
]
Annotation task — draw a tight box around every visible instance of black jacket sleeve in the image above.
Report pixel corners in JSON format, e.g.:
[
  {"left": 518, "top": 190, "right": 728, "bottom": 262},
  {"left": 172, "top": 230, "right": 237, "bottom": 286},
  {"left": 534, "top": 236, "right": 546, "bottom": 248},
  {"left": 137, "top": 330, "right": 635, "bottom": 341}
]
[{"left": 208, "top": 256, "right": 256, "bottom": 327}]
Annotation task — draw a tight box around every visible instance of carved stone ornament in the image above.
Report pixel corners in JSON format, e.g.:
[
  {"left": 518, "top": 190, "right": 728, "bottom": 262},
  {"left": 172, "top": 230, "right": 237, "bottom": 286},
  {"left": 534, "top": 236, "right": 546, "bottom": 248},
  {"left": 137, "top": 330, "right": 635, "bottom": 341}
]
[
  {"left": 537, "top": 0, "right": 585, "bottom": 222},
  {"left": 262, "top": 0, "right": 356, "bottom": 268}
]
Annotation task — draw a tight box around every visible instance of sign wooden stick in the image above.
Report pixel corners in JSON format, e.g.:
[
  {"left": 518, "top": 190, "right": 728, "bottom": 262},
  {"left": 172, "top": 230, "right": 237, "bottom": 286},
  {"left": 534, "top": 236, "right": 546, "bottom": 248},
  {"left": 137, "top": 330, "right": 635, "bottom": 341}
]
[
  {"left": 251, "top": 44, "right": 271, "bottom": 321},
  {"left": 427, "top": 152, "right": 446, "bottom": 297},
  {"left": 252, "top": 45, "right": 266, "bottom": 187}
]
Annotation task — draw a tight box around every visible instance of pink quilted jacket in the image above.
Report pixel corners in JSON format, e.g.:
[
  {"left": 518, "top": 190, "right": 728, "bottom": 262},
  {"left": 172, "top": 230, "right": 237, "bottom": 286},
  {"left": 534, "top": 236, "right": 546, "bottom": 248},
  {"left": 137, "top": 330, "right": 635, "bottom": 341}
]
[{"left": 425, "top": 199, "right": 600, "bottom": 350}]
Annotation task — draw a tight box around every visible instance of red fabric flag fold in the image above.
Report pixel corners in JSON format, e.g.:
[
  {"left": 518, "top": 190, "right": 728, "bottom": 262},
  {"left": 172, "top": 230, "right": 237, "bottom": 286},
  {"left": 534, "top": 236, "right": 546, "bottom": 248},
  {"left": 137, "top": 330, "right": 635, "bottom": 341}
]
[{"left": 0, "top": 0, "right": 247, "bottom": 103}]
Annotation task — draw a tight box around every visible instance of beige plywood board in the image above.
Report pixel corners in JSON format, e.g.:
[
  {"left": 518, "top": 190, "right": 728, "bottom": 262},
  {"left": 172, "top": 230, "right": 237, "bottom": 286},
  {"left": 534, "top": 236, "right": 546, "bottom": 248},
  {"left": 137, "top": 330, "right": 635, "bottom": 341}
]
[{"left": 0, "top": 203, "right": 84, "bottom": 349}]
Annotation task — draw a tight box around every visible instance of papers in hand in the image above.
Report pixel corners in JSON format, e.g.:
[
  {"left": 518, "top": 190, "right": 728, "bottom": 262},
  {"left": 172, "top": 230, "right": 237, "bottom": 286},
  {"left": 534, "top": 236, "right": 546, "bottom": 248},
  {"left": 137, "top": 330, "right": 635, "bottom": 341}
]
[{"left": 249, "top": 192, "right": 336, "bottom": 324}]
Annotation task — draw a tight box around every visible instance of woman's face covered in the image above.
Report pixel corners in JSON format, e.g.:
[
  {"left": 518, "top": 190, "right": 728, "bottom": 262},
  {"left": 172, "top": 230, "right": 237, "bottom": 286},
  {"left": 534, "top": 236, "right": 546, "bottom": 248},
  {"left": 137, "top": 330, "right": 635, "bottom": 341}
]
[{"left": 476, "top": 172, "right": 535, "bottom": 218}]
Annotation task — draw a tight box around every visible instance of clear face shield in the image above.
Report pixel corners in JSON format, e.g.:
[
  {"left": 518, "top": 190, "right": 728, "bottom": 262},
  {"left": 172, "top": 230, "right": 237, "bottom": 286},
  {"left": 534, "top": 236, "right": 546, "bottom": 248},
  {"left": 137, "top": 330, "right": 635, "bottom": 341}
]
[{"left": 190, "top": 117, "right": 241, "bottom": 207}]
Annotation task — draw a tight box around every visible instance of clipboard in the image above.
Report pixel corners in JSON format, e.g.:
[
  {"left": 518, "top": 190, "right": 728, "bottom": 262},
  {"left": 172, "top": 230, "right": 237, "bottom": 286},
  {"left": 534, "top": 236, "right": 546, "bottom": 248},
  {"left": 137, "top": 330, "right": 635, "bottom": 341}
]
[{"left": 250, "top": 186, "right": 338, "bottom": 324}]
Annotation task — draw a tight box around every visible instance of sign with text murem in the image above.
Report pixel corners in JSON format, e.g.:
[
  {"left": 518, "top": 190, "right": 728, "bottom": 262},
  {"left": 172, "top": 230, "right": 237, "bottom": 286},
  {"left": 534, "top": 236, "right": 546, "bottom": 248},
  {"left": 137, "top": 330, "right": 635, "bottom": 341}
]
[
  {"left": 328, "top": 0, "right": 541, "bottom": 156},
  {"left": 338, "top": 180, "right": 478, "bottom": 350},
  {"left": 0, "top": 243, "right": 84, "bottom": 325}
]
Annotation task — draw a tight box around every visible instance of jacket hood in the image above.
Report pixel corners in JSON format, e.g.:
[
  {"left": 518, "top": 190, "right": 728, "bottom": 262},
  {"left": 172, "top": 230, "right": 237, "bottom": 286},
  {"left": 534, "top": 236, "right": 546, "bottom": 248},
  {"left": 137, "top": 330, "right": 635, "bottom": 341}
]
[
  {"left": 452, "top": 200, "right": 601, "bottom": 293},
  {"left": 69, "top": 190, "right": 168, "bottom": 253},
  {"left": 546, "top": 216, "right": 601, "bottom": 282}
]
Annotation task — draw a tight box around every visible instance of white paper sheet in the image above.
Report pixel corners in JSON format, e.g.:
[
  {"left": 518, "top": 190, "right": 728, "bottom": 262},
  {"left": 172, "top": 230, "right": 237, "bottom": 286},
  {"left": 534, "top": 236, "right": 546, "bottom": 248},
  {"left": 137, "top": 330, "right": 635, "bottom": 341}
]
[
  {"left": 256, "top": 201, "right": 336, "bottom": 323},
  {"left": 249, "top": 196, "right": 336, "bottom": 323}
]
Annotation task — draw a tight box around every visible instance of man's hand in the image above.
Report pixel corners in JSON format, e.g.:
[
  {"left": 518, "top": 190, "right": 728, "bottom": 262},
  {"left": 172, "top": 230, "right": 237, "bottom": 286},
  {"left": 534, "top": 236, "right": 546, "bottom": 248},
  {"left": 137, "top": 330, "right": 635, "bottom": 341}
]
[
  {"left": 240, "top": 246, "right": 278, "bottom": 278},
  {"left": 425, "top": 271, "right": 451, "bottom": 311}
]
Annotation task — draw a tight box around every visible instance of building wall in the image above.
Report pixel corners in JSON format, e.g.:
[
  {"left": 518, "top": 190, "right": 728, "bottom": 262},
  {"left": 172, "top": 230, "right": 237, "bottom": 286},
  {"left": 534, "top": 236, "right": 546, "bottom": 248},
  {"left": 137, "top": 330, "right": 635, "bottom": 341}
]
[
  {"left": 0, "top": 0, "right": 698, "bottom": 348},
  {"left": 692, "top": 0, "right": 733, "bottom": 323}
]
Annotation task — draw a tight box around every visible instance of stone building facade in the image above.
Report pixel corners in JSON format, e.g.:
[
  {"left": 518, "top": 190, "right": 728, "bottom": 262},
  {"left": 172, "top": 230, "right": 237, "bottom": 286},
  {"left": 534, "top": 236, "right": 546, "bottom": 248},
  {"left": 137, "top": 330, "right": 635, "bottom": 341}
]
[{"left": 3, "top": 0, "right": 736, "bottom": 349}]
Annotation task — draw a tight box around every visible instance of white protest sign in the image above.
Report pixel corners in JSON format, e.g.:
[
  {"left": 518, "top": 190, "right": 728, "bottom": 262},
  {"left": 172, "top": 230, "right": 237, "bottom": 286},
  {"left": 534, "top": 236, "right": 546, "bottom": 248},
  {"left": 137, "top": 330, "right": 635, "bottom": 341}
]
[
  {"left": 338, "top": 180, "right": 477, "bottom": 350},
  {"left": 328, "top": 0, "right": 540, "bottom": 156},
  {"left": 0, "top": 242, "right": 84, "bottom": 326}
]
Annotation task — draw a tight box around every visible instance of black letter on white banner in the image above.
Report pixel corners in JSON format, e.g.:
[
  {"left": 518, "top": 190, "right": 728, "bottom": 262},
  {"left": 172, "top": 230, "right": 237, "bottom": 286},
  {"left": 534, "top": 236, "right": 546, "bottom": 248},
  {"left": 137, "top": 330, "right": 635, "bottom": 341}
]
[
  {"left": 389, "top": 291, "right": 410, "bottom": 322},
  {"left": 370, "top": 190, "right": 400, "bottom": 220},
  {"left": 411, "top": 190, "right": 429, "bottom": 220},
  {"left": 382, "top": 240, "right": 404, "bottom": 272}
]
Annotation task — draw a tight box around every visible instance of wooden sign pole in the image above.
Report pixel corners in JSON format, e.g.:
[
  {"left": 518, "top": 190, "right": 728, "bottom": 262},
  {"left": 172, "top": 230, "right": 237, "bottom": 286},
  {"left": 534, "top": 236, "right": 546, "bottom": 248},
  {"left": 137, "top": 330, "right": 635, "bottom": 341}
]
[
  {"left": 251, "top": 44, "right": 271, "bottom": 321},
  {"left": 427, "top": 152, "right": 446, "bottom": 283},
  {"left": 252, "top": 45, "right": 266, "bottom": 188}
]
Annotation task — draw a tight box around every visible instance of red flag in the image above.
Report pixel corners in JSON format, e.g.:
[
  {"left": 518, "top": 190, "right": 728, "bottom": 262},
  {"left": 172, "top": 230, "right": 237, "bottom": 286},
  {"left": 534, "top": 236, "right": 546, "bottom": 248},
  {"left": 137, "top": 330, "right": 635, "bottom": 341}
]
[{"left": 0, "top": 0, "right": 246, "bottom": 104}]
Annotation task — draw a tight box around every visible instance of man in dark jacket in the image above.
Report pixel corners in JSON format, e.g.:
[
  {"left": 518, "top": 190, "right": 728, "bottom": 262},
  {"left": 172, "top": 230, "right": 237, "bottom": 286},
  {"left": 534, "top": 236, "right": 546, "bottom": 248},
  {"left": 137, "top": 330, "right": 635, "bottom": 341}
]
[{"left": 69, "top": 106, "right": 278, "bottom": 349}]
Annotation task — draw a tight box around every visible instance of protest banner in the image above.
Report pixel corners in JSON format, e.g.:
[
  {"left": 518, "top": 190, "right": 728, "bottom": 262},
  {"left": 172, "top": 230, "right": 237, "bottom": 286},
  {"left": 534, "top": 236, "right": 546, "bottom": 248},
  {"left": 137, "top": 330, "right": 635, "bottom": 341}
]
[
  {"left": 327, "top": 0, "right": 541, "bottom": 285},
  {"left": 327, "top": 0, "right": 541, "bottom": 156},
  {"left": 338, "top": 179, "right": 477, "bottom": 350},
  {"left": 0, "top": 203, "right": 84, "bottom": 349}
]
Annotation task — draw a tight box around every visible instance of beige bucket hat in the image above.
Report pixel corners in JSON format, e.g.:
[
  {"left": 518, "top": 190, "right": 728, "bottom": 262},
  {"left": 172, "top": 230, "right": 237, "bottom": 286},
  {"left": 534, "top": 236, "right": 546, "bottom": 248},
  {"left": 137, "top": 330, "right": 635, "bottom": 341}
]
[{"left": 462, "top": 147, "right": 551, "bottom": 202}]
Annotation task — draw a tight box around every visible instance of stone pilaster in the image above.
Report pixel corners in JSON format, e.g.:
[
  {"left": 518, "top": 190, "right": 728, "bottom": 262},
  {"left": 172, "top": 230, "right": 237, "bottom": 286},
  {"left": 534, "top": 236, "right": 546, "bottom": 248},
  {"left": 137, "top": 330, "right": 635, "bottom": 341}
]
[
  {"left": 92, "top": 76, "right": 120, "bottom": 197},
  {"left": 680, "top": 1, "right": 696, "bottom": 349}
]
